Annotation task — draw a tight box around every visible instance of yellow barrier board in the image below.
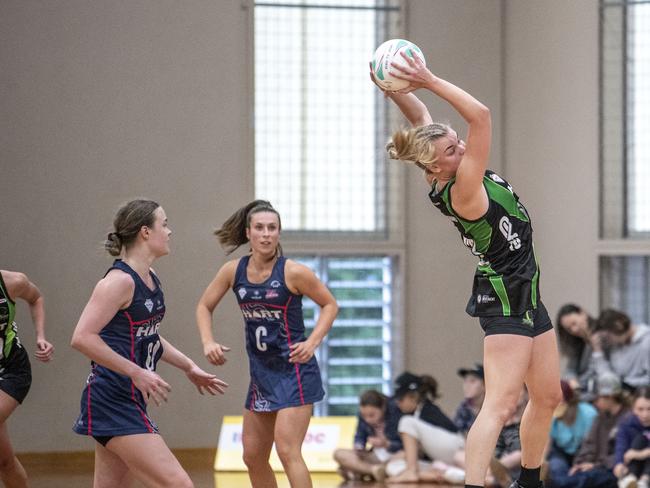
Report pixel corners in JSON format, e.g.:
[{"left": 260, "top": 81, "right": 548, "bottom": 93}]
[{"left": 214, "top": 415, "right": 357, "bottom": 472}]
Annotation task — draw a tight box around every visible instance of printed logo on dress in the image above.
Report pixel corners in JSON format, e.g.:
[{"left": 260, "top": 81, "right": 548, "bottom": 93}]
[
  {"left": 252, "top": 289, "right": 262, "bottom": 300},
  {"left": 265, "top": 290, "right": 279, "bottom": 299},
  {"left": 523, "top": 311, "right": 534, "bottom": 327},
  {"left": 270, "top": 280, "right": 281, "bottom": 288},
  {"left": 240, "top": 303, "right": 283, "bottom": 321},
  {"left": 144, "top": 299, "right": 154, "bottom": 313},
  {"left": 251, "top": 384, "right": 271, "bottom": 412},
  {"left": 238, "top": 288, "right": 247, "bottom": 299},
  {"left": 477, "top": 294, "right": 496, "bottom": 304},
  {"left": 499, "top": 216, "right": 522, "bottom": 251}
]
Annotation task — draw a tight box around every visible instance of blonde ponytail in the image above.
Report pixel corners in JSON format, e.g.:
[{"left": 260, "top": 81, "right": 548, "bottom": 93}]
[{"left": 386, "top": 123, "right": 451, "bottom": 165}]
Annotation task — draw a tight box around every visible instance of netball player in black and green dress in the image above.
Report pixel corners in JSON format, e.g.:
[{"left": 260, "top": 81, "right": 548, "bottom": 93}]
[
  {"left": 371, "top": 53, "right": 562, "bottom": 488},
  {"left": 0, "top": 270, "right": 54, "bottom": 487}
]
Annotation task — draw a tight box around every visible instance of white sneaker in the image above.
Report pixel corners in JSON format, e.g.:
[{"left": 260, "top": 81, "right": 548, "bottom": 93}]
[
  {"left": 637, "top": 478, "right": 649, "bottom": 488},
  {"left": 619, "top": 474, "right": 638, "bottom": 488},
  {"left": 443, "top": 466, "right": 466, "bottom": 484},
  {"left": 385, "top": 459, "right": 406, "bottom": 477}
]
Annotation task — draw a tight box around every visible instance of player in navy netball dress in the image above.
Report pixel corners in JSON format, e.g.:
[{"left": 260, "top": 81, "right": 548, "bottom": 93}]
[
  {"left": 370, "top": 54, "right": 562, "bottom": 488},
  {"left": 71, "top": 199, "right": 227, "bottom": 488},
  {"left": 0, "top": 270, "right": 53, "bottom": 487},
  {"left": 196, "top": 200, "right": 338, "bottom": 488}
]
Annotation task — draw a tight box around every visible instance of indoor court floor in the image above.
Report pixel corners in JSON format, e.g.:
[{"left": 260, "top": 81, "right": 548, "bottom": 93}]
[
  {"left": 27, "top": 472, "right": 458, "bottom": 488},
  {"left": 19, "top": 450, "right": 458, "bottom": 487},
  {"left": 25, "top": 466, "right": 458, "bottom": 488}
]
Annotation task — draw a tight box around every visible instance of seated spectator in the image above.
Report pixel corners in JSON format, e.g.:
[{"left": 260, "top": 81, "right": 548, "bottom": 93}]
[
  {"left": 557, "top": 303, "right": 599, "bottom": 399},
  {"left": 333, "top": 389, "right": 403, "bottom": 482},
  {"left": 548, "top": 372, "right": 629, "bottom": 488},
  {"left": 416, "top": 387, "right": 527, "bottom": 487},
  {"left": 593, "top": 309, "right": 650, "bottom": 390},
  {"left": 614, "top": 387, "right": 650, "bottom": 488},
  {"left": 454, "top": 363, "right": 486, "bottom": 436},
  {"left": 547, "top": 380, "right": 598, "bottom": 487},
  {"left": 385, "top": 372, "right": 465, "bottom": 483}
]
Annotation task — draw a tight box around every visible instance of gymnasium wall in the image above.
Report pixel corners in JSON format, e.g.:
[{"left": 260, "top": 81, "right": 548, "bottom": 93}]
[{"left": 0, "top": 0, "right": 599, "bottom": 452}]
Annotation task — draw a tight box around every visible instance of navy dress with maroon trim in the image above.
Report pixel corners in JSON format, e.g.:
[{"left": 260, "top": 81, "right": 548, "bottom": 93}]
[
  {"left": 233, "top": 255, "right": 324, "bottom": 412},
  {"left": 73, "top": 260, "right": 165, "bottom": 437}
]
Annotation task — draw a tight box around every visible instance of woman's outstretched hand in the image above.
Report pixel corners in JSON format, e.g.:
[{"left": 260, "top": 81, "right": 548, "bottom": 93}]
[
  {"left": 390, "top": 50, "right": 436, "bottom": 93},
  {"left": 185, "top": 363, "right": 228, "bottom": 395}
]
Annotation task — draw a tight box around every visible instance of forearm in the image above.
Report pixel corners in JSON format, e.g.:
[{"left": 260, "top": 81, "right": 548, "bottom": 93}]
[
  {"left": 425, "top": 76, "right": 489, "bottom": 125},
  {"left": 307, "top": 303, "right": 337, "bottom": 347},
  {"left": 196, "top": 304, "right": 216, "bottom": 345},
  {"left": 160, "top": 336, "right": 194, "bottom": 372},
  {"left": 29, "top": 296, "right": 46, "bottom": 341},
  {"left": 388, "top": 92, "right": 432, "bottom": 127},
  {"left": 71, "top": 333, "right": 140, "bottom": 378}
]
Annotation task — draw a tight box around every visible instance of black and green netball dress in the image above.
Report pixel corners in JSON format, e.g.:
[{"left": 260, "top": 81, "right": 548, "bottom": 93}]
[
  {"left": 0, "top": 272, "right": 32, "bottom": 403},
  {"left": 429, "top": 170, "right": 552, "bottom": 336}
]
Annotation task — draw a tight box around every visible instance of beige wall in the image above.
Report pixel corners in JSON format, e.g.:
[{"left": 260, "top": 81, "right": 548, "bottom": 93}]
[{"left": 0, "top": 0, "right": 599, "bottom": 451}]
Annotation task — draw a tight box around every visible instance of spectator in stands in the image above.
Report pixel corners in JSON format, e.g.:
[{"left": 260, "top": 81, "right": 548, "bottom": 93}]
[
  {"left": 556, "top": 304, "right": 600, "bottom": 399},
  {"left": 614, "top": 387, "right": 650, "bottom": 488},
  {"left": 549, "top": 372, "right": 629, "bottom": 488},
  {"left": 593, "top": 309, "right": 650, "bottom": 390},
  {"left": 386, "top": 372, "right": 465, "bottom": 483},
  {"left": 454, "top": 363, "right": 486, "bottom": 436},
  {"left": 333, "top": 389, "right": 403, "bottom": 482},
  {"left": 546, "top": 380, "right": 598, "bottom": 487}
]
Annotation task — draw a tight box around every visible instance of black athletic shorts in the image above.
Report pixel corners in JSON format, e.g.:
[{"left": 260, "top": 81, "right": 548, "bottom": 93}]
[
  {"left": 93, "top": 436, "right": 114, "bottom": 447},
  {"left": 479, "top": 301, "right": 553, "bottom": 338},
  {"left": 0, "top": 344, "right": 32, "bottom": 404}
]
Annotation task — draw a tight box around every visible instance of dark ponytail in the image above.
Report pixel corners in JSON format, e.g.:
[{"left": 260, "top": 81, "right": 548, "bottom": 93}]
[
  {"left": 214, "top": 200, "right": 283, "bottom": 255},
  {"left": 419, "top": 374, "right": 440, "bottom": 400},
  {"left": 104, "top": 199, "right": 159, "bottom": 256}
]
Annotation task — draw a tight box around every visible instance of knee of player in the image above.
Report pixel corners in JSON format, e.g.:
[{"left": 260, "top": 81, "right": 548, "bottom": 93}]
[
  {"left": 274, "top": 441, "right": 302, "bottom": 464},
  {"left": 530, "top": 385, "right": 562, "bottom": 412},
  {"left": 242, "top": 448, "right": 268, "bottom": 468},
  {"left": 483, "top": 397, "right": 519, "bottom": 424}
]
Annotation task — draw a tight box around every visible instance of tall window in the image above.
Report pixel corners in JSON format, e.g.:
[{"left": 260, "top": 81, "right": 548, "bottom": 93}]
[
  {"left": 297, "top": 256, "right": 395, "bottom": 415},
  {"left": 254, "top": 0, "right": 404, "bottom": 415},
  {"left": 600, "top": 0, "right": 650, "bottom": 320},
  {"left": 601, "top": 0, "right": 650, "bottom": 238},
  {"left": 254, "top": 0, "right": 401, "bottom": 234}
]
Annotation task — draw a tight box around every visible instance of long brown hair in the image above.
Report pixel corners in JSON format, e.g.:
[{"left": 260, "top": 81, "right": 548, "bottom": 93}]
[
  {"left": 105, "top": 199, "right": 160, "bottom": 256},
  {"left": 556, "top": 303, "right": 596, "bottom": 357},
  {"left": 214, "top": 200, "right": 283, "bottom": 255}
]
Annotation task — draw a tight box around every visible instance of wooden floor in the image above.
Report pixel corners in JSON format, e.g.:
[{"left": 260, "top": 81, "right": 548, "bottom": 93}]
[
  {"left": 26, "top": 471, "right": 459, "bottom": 488},
  {"left": 19, "top": 451, "right": 458, "bottom": 487}
]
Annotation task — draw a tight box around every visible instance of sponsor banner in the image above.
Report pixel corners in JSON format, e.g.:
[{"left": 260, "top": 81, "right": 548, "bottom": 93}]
[{"left": 214, "top": 415, "right": 357, "bottom": 472}]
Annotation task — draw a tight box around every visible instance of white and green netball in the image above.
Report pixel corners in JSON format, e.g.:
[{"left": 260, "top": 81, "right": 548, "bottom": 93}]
[{"left": 371, "top": 39, "right": 426, "bottom": 91}]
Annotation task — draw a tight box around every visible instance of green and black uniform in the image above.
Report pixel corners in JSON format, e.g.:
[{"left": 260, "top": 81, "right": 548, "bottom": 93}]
[
  {"left": 428, "top": 170, "right": 552, "bottom": 337},
  {"left": 0, "top": 272, "right": 32, "bottom": 403}
]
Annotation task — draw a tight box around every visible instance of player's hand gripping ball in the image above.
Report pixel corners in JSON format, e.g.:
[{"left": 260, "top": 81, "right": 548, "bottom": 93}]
[{"left": 371, "top": 38, "right": 426, "bottom": 91}]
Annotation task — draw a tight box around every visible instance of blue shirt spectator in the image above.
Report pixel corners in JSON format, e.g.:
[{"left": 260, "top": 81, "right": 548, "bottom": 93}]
[{"left": 551, "top": 402, "right": 598, "bottom": 455}]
